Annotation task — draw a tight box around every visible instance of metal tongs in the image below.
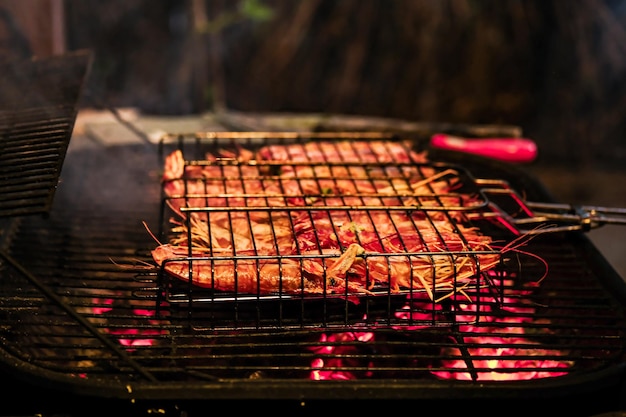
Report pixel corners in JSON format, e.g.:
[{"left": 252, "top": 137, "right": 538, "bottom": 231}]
[{"left": 468, "top": 178, "right": 626, "bottom": 235}]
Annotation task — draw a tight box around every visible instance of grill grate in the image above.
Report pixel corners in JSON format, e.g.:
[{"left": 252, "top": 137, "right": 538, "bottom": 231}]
[
  {"left": 0, "top": 137, "right": 625, "bottom": 405},
  {"left": 1, "top": 208, "right": 625, "bottom": 388},
  {"left": 0, "top": 50, "right": 92, "bottom": 218}
]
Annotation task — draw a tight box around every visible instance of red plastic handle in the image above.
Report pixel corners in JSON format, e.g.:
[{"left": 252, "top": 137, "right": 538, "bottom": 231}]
[{"left": 430, "top": 134, "right": 538, "bottom": 163}]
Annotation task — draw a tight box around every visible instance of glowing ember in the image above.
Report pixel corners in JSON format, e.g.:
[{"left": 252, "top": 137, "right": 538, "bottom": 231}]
[
  {"left": 309, "top": 273, "right": 573, "bottom": 381},
  {"left": 310, "top": 332, "right": 374, "bottom": 380},
  {"left": 91, "top": 297, "right": 168, "bottom": 350},
  {"left": 430, "top": 333, "right": 572, "bottom": 381}
]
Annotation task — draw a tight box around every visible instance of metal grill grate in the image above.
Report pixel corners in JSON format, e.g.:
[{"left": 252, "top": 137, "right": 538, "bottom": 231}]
[
  {"left": 0, "top": 137, "right": 625, "bottom": 405},
  {"left": 0, "top": 50, "right": 92, "bottom": 218},
  {"left": 0, "top": 205, "right": 625, "bottom": 396}
]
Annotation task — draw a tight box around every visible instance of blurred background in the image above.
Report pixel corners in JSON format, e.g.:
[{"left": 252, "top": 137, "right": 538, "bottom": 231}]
[
  {"left": 1, "top": 0, "right": 625, "bottom": 272},
  {"left": 3, "top": 0, "right": 626, "bottom": 169}
]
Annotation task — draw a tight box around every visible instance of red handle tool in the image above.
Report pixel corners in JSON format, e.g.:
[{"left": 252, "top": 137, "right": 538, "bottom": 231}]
[{"left": 430, "top": 133, "right": 538, "bottom": 163}]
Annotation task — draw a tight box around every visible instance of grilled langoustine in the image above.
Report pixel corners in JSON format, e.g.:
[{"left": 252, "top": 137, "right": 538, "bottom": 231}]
[{"left": 152, "top": 242, "right": 371, "bottom": 296}]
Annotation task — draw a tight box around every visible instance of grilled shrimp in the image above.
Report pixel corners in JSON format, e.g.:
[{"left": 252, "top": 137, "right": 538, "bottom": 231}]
[{"left": 152, "top": 243, "right": 371, "bottom": 296}]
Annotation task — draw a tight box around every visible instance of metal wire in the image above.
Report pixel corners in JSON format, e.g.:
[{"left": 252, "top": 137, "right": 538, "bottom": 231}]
[{"left": 472, "top": 178, "right": 626, "bottom": 235}]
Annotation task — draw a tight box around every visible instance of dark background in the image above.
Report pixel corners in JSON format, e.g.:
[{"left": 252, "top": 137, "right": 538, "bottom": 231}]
[{"left": 3, "top": 0, "right": 626, "bottom": 170}]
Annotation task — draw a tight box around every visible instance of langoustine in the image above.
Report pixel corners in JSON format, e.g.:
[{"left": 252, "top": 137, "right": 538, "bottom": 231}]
[{"left": 152, "top": 242, "right": 371, "bottom": 296}]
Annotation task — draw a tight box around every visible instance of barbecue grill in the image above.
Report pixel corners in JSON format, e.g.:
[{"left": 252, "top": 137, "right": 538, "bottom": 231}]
[
  {"left": 2, "top": 55, "right": 626, "bottom": 417},
  {"left": 2, "top": 131, "right": 626, "bottom": 415}
]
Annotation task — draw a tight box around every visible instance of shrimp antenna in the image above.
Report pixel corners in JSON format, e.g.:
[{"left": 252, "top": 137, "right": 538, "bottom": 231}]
[{"left": 143, "top": 221, "right": 163, "bottom": 245}]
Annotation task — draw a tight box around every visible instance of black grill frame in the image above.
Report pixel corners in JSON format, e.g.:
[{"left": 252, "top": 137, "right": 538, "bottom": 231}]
[{"left": 0, "top": 132, "right": 625, "bottom": 417}]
